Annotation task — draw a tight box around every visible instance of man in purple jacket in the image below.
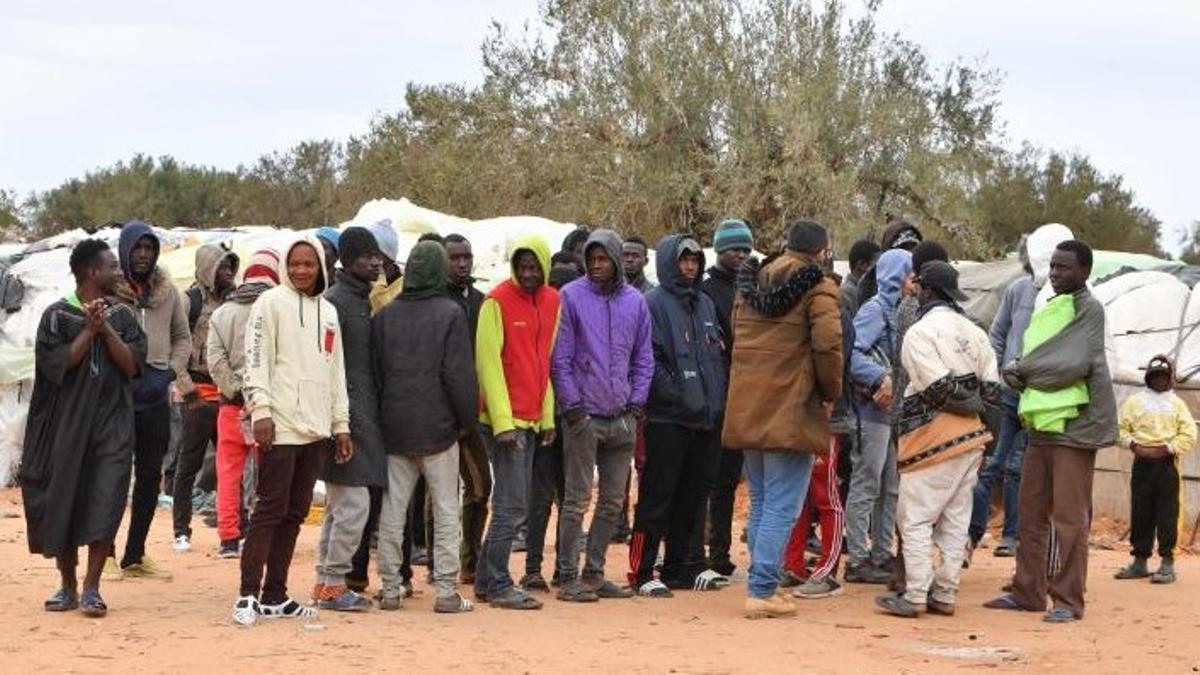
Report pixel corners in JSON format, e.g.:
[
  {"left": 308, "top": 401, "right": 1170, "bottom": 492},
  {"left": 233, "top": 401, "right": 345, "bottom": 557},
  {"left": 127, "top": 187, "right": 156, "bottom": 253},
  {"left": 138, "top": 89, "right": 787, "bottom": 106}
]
[{"left": 552, "top": 229, "right": 654, "bottom": 603}]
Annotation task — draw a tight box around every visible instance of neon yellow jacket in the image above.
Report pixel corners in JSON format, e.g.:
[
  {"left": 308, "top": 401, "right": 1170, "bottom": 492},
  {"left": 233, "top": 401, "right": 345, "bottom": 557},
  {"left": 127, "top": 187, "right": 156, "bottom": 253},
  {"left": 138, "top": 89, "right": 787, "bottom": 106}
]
[{"left": 476, "top": 234, "right": 559, "bottom": 434}]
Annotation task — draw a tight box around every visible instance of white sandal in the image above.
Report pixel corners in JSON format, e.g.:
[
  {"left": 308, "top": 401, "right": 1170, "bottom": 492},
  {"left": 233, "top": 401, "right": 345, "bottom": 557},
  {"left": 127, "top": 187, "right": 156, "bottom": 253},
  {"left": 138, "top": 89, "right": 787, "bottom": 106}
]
[
  {"left": 259, "top": 598, "right": 319, "bottom": 619},
  {"left": 232, "top": 596, "right": 261, "bottom": 626}
]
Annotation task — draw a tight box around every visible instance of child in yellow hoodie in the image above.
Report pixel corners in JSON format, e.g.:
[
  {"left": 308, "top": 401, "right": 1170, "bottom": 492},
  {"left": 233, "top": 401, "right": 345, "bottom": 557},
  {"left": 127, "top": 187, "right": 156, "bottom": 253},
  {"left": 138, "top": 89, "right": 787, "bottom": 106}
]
[{"left": 1115, "top": 355, "right": 1195, "bottom": 584}]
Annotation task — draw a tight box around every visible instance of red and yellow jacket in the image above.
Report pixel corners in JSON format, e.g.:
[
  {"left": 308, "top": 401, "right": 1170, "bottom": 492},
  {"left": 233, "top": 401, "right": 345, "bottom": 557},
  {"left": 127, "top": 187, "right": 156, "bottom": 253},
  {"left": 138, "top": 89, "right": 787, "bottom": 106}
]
[{"left": 477, "top": 234, "right": 560, "bottom": 434}]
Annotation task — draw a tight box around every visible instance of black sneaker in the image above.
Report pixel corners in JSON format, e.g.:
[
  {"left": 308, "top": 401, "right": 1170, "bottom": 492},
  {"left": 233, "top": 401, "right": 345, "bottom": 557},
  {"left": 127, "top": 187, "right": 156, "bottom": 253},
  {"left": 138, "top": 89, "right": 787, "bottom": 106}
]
[
  {"left": 845, "top": 561, "right": 891, "bottom": 585},
  {"left": 219, "top": 540, "right": 240, "bottom": 559}
]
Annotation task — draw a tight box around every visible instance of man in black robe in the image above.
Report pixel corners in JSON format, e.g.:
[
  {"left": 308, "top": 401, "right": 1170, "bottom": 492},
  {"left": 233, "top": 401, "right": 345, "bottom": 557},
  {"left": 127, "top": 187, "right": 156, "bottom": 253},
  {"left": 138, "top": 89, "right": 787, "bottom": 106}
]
[{"left": 20, "top": 239, "right": 145, "bottom": 617}]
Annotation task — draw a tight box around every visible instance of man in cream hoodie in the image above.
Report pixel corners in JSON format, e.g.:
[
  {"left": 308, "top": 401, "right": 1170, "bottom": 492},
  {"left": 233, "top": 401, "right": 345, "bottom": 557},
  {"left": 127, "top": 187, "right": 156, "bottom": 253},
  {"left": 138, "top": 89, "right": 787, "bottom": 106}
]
[{"left": 232, "top": 235, "right": 352, "bottom": 626}]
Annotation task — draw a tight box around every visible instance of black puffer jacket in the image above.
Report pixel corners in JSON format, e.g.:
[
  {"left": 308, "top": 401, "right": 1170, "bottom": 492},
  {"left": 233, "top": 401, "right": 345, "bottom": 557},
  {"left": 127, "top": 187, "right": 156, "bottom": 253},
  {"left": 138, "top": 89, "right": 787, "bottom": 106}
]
[{"left": 324, "top": 271, "right": 387, "bottom": 487}]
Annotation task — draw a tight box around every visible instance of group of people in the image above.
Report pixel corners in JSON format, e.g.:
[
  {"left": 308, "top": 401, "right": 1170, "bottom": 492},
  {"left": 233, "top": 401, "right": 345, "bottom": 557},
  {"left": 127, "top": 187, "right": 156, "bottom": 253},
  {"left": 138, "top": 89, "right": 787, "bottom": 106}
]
[{"left": 18, "top": 213, "right": 1192, "bottom": 625}]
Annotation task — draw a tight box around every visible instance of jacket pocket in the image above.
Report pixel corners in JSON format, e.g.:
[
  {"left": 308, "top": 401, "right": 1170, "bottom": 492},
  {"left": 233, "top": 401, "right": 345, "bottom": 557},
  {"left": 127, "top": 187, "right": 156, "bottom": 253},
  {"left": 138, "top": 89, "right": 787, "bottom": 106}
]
[{"left": 297, "top": 377, "right": 333, "bottom": 434}]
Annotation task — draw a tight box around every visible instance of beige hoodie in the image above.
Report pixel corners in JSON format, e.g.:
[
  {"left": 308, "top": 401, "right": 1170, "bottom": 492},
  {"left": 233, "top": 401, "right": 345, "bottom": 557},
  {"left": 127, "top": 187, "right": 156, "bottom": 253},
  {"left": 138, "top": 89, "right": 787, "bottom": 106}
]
[{"left": 243, "top": 235, "right": 350, "bottom": 444}]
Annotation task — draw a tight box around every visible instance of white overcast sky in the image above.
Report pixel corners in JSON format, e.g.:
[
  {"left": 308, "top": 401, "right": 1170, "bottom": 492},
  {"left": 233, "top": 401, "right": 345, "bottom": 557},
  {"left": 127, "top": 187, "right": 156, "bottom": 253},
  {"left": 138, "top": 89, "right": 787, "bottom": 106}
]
[{"left": 2, "top": 0, "right": 1197, "bottom": 249}]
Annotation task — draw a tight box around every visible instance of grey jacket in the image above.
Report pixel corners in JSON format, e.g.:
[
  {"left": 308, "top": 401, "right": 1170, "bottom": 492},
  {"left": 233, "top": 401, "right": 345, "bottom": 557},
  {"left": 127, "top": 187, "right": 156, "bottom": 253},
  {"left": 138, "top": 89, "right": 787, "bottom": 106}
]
[
  {"left": 1013, "top": 289, "right": 1117, "bottom": 450},
  {"left": 324, "top": 271, "right": 387, "bottom": 487}
]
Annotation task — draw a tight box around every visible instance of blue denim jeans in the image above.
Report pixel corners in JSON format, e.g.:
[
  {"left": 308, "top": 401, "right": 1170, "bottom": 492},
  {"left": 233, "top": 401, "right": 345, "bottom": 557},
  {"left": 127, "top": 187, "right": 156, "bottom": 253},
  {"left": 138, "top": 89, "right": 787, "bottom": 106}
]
[
  {"left": 474, "top": 426, "right": 538, "bottom": 596},
  {"left": 970, "top": 391, "right": 1026, "bottom": 541},
  {"left": 744, "top": 450, "right": 814, "bottom": 599}
]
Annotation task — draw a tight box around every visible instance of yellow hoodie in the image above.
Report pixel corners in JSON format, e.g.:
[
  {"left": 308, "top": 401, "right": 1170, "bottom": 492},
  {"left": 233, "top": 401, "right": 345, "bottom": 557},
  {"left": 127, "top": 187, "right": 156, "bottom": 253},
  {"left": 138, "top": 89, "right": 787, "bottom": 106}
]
[{"left": 243, "top": 235, "right": 351, "bottom": 444}]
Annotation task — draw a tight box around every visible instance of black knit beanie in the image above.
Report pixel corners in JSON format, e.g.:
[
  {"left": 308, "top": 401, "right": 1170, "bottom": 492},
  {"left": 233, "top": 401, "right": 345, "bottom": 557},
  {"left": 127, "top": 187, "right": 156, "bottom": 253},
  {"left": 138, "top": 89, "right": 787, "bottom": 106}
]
[
  {"left": 787, "top": 219, "right": 829, "bottom": 254},
  {"left": 338, "top": 226, "right": 380, "bottom": 265}
]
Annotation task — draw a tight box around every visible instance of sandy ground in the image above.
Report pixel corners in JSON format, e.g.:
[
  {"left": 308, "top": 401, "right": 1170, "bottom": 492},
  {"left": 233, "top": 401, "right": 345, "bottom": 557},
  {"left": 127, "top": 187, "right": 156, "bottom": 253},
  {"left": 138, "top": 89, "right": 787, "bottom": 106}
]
[{"left": 0, "top": 487, "right": 1196, "bottom": 674}]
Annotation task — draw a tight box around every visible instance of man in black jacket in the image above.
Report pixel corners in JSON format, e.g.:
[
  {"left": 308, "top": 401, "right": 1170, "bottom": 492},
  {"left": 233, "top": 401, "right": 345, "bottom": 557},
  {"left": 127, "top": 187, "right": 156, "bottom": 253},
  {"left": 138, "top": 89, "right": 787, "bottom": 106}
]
[
  {"left": 628, "top": 235, "right": 730, "bottom": 597},
  {"left": 315, "top": 227, "right": 387, "bottom": 612},
  {"left": 700, "top": 218, "right": 753, "bottom": 576},
  {"left": 373, "top": 241, "right": 478, "bottom": 614},
  {"left": 444, "top": 233, "right": 490, "bottom": 585}
]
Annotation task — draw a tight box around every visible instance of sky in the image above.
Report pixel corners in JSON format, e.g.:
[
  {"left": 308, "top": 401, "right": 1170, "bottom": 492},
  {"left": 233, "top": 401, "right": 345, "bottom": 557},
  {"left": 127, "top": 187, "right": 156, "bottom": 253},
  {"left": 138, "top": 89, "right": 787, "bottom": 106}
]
[{"left": 2, "top": 0, "right": 1197, "bottom": 250}]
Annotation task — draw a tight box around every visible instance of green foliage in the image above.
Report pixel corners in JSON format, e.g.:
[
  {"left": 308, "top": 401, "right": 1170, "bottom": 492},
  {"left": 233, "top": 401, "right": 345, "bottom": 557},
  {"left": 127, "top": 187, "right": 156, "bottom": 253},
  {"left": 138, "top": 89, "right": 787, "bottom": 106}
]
[{"left": 12, "top": 0, "right": 1172, "bottom": 258}]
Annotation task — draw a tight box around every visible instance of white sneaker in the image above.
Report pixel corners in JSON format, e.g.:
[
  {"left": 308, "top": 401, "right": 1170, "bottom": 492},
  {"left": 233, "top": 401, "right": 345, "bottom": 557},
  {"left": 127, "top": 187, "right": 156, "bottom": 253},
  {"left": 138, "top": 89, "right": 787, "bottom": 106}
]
[{"left": 173, "top": 535, "right": 192, "bottom": 553}]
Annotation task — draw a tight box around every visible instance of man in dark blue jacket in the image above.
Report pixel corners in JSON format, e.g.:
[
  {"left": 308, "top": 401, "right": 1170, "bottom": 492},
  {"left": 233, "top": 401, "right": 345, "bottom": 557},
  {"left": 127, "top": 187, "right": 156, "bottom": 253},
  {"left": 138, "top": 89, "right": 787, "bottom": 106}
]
[{"left": 627, "top": 235, "right": 730, "bottom": 597}]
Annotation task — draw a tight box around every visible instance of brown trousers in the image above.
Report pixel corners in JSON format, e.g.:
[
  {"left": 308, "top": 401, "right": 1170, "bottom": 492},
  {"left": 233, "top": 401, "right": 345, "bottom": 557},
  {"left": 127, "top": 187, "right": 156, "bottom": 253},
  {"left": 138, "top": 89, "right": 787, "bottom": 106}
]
[{"left": 1012, "top": 443, "right": 1096, "bottom": 618}]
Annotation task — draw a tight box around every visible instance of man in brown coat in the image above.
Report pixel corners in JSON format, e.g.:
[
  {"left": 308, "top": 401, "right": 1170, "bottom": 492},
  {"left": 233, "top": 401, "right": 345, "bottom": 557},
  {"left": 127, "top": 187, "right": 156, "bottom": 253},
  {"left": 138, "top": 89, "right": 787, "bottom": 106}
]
[{"left": 724, "top": 219, "right": 843, "bottom": 619}]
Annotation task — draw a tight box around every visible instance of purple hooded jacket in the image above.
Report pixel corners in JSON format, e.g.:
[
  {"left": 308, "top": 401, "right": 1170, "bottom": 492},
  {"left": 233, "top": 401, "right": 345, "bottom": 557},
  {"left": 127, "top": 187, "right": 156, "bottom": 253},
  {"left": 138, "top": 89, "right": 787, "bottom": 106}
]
[{"left": 552, "top": 229, "right": 654, "bottom": 417}]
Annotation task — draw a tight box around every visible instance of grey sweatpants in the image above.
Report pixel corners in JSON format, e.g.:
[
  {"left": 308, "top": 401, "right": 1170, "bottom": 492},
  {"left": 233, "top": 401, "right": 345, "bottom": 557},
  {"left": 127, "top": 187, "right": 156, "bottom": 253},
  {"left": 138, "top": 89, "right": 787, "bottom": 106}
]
[
  {"left": 846, "top": 418, "right": 899, "bottom": 565},
  {"left": 378, "top": 445, "right": 462, "bottom": 599},
  {"left": 558, "top": 414, "right": 636, "bottom": 582},
  {"left": 315, "top": 482, "right": 371, "bottom": 588}
]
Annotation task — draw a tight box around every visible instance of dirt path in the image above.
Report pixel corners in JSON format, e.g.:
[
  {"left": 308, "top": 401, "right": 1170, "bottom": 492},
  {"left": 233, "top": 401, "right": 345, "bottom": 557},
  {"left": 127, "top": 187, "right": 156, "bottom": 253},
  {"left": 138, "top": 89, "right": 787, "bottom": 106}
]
[{"left": 0, "top": 487, "right": 1196, "bottom": 673}]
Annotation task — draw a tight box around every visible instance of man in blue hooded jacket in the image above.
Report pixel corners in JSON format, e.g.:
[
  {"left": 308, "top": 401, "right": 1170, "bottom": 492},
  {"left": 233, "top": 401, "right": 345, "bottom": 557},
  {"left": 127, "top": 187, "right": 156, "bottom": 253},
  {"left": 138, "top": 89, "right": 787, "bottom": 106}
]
[
  {"left": 627, "top": 235, "right": 729, "bottom": 598},
  {"left": 846, "top": 248, "right": 912, "bottom": 584},
  {"left": 105, "top": 220, "right": 191, "bottom": 580}
]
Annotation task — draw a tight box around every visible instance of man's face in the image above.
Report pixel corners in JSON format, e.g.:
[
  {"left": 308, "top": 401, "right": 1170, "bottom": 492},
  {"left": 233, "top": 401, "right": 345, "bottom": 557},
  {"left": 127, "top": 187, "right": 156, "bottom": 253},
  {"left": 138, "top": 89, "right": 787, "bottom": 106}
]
[
  {"left": 854, "top": 253, "right": 879, "bottom": 278},
  {"left": 215, "top": 258, "right": 236, "bottom": 292},
  {"left": 129, "top": 236, "right": 157, "bottom": 278},
  {"left": 678, "top": 252, "right": 701, "bottom": 283},
  {"left": 1148, "top": 371, "right": 1171, "bottom": 393},
  {"left": 447, "top": 241, "right": 474, "bottom": 287},
  {"left": 915, "top": 282, "right": 935, "bottom": 306},
  {"left": 288, "top": 243, "right": 321, "bottom": 296},
  {"left": 902, "top": 272, "right": 919, "bottom": 297},
  {"left": 514, "top": 251, "right": 544, "bottom": 292},
  {"left": 1048, "top": 249, "right": 1088, "bottom": 295},
  {"left": 717, "top": 247, "right": 749, "bottom": 274},
  {"left": 346, "top": 251, "right": 384, "bottom": 285},
  {"left": 811, "top": 247, "right": 829, "bottom": 264},
  {"left": 587, "top": 245, "right": 616, "bottom": 285},
  {"left": 621, "top": 242, "right": 648, "bottom": 279},
  {"left": 94, "top": 250, "right": 121, "bottom": 294}
]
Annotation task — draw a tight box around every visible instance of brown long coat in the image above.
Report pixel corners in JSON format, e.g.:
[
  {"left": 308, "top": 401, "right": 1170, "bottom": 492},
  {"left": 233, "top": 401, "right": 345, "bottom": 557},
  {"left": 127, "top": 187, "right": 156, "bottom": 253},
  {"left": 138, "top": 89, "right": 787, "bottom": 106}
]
[{"left": 722, "top": 251, "right": 843, "bottom": 454}]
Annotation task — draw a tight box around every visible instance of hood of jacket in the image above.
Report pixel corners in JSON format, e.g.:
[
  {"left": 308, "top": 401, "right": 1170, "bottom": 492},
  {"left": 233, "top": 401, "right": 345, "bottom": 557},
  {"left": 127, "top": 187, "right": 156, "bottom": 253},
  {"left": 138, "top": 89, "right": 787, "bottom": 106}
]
[
  {"left": 874, "top": 249, "right": 912, "bottom": 309},
  {"left": 118, "top": 220, "right": 159, "bottom": 282},
  {"left": 403, "top": 241, "right": 450, "bottom": 295},
  {"left": 194, "top": 244, "right": 240, "bottom": 296},
  {"left": 583, "top": 229, "right": 625, "bottom": 294},
  {"left": 509, "top": 233, "right": 552, "bottom": 287},
  {"left": 654, "top": 234, "right": 705, "bottom": 303},
  {"left": 737, "top": 251, "right": 826, "bottom": 318},
  {"left": 1026, "top": 223, "right": 1074, "bottom": 289},
  {"left": 282, "top": 235, "right": 330, "bottom": 297}
]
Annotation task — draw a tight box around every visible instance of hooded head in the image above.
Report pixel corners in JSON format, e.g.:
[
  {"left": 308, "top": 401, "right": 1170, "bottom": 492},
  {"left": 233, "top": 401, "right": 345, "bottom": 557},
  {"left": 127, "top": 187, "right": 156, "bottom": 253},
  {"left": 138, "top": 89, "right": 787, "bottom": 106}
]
[
  {"left": 1026, "top": 223, "right": 1074, "bottom": 288},
  {"left": 282, "top": 235, "right": 329, "bottom": 297},
  {"left": 194, "top": 244, "right": 240, "bottom": 296},
  {"left": 1145, "top": 354, "right": 1175, "bottom": 392},
  {"left": 118, "top": 219, "right": 160, "bottom": 282},
  {"left": 655, "top": 234, "right": 705, "bottom": 300},
  {"left": 874, "top": 249, "right": 913, "bottom": 308},
  {"left": 509, "top": 233, "right": 551, "bottom": 293},
  {"left": 583, "top": 229, "right": 624, "bottom": 293},
  {"left": 402, "top": 240, "right": 449, "bottom": 295}
]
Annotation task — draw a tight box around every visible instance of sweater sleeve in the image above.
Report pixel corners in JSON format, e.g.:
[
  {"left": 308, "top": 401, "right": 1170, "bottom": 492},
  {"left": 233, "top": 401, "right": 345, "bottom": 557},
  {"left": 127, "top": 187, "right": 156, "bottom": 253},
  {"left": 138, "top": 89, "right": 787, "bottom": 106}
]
[
  {"left": 629, "top": 294, "right": 655, "bottom": 407},
  {"left": 850, "top": 300, "right": 887, "bottom": 390},
  {"left": 243, "top": 296, "right": 275, "bottom": 424},
  {"left": 809, "top": 287, "right": 844, "bottom": 402},
  {"left": 171, "top": 288, "right": 195, "bottom": 396},
  {"left": 205, "top": 309, "right": 236, "bottom": 398},
  {"left": 1117, "top": 395, "right": 1138, "bottom": 450},
  {"left": 445, "top": 310, "right": 479, "bottom": 434},
  {"left": 328, "top": 305, "right": 350, "bottom": 436},
  {"left": 1170, "top": 396, "right": 1197, "bottom": 456},
  {"left": 551, "top": 296, "right": 582, "bottom": 412},
  {"left": 990, "top": 283, "right": 1015, "bottom": 366},
  {"left": 540, "top": 311, "right": 560, "bottom": 430},
  {"left": 476, "top": 298, "right": 516, "bottom": 434}
]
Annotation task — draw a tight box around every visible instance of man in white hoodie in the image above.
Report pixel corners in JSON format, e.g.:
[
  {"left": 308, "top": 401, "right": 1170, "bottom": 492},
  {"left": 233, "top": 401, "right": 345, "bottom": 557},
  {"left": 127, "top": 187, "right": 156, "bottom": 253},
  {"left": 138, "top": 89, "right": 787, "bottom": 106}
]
[{"left": 231, "top": 236, "right": 352, "bottom": 626}]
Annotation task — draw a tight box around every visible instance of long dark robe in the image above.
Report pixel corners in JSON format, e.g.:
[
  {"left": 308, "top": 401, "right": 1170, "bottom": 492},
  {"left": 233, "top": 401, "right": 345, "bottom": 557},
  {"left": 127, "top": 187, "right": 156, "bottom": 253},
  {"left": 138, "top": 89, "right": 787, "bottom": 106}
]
[{"left": 20, "top": 298, "right": 146, "bottom": 557}]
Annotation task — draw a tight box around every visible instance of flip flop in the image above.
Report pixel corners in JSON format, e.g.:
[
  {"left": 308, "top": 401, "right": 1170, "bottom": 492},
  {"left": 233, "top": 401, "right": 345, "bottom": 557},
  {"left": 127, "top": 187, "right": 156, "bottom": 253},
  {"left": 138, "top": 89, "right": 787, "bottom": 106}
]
[
  {"left": 79, "top": 589, "right": 108, "bottom": 618},
  {"left": 1043, "top": 607, "right": 1077, "bottom": 623},
  {"left": 44, "top": 588, "right": 78, "bottom": 612},
  {"left": 982, "top": 593, "right": 1027, "bottom": 611}
]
